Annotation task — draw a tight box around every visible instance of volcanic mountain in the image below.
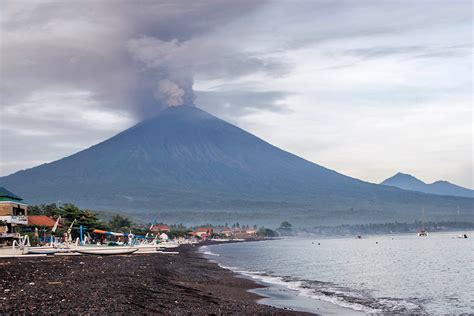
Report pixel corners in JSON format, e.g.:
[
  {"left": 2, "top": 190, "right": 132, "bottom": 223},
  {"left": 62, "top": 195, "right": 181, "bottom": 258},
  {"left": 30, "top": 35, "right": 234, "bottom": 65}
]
[
  {"left": 1, "top": 105, "right": 472, "bottom": 225},
  {"left": 381, "top": 172, "right": 474, "bottom": 198}
]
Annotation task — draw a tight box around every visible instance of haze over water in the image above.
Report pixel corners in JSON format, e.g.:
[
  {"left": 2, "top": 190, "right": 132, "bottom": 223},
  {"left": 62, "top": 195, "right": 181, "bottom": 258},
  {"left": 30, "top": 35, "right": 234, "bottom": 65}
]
[{"left": 202, "top": 232, "right": 474, "bottom": 314}]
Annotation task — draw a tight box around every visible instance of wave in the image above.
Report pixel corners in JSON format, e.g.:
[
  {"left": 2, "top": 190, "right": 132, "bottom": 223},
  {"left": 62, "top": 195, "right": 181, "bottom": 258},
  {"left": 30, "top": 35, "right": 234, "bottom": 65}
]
[
  {"left": 217, "top": 264, "right": 424, "bottom": 314},
  {"left": 199, "top": 246, "right": 220, "bottom": 257}
]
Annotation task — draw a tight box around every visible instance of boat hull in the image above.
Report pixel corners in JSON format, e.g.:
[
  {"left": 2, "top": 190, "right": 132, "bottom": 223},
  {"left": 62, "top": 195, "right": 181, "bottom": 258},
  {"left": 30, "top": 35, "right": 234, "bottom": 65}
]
[
  {"left": 0, "top": 246, "right": 29, "bottom": 256},
  {"left": 75, "top": 246, "right": 138, "bottom": 255},
  {"left": 27, "top": 247, "right": 61, "bottom": 255}
]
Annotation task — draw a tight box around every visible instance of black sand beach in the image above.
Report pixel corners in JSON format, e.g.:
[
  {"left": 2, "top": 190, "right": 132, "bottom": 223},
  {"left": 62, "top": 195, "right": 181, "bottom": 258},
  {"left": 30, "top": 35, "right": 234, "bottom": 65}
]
[{"left": 0, "top": 244, "right": 307, "bottom": 314}]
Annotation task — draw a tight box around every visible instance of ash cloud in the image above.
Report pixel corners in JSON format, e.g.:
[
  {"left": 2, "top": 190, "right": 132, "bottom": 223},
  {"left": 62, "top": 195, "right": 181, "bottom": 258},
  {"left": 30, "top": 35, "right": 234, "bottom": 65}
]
[{"left": 1, "top": 0, "right": 280, "bottom": 118}]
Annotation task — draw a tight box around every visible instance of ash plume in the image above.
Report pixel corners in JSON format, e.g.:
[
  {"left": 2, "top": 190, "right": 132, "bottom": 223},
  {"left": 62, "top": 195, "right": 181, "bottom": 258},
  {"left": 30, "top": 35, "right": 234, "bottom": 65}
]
[{"left": 1, "top": 1, "right": 280, "bottom": 119}]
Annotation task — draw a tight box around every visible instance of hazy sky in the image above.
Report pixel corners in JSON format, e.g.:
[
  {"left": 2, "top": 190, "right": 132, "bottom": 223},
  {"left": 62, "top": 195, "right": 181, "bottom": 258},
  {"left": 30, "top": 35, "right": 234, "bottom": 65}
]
[{"left": 1, "top": 0, "right": 472, "bottom": 188}]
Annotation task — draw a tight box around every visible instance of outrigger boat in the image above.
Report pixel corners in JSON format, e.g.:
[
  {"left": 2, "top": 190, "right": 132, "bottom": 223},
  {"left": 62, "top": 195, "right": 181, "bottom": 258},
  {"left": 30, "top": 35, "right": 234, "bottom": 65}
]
[
  {"left": 0, "top": 235, "right": 30, "bottom": 257},
  {"left": 74, "top": 245, "right": 138, "bottom": 255},
  {"left": 27, "top": 246, "right": 70, "bottom": 255}
]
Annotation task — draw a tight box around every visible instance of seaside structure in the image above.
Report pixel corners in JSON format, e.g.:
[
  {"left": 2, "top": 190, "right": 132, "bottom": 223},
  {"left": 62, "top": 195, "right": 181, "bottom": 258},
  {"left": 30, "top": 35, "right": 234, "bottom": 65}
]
[
  {"left": 27, "top": 215, "right": 58, "bottom": 228},
  {"left": 214, "top": 227, "right": 233, "bottom": 237},
  {"left": 213, "top": 226, "right": 257, "bottom": 239},
  {"left": 0, "top": 187, "right": 28, "bottom": 245},
  {"left": 190, "top": 227, "right": 213, "bottom": 240},
  {"left": 150, "top": 224, "right": 170, "bottom": 233}
]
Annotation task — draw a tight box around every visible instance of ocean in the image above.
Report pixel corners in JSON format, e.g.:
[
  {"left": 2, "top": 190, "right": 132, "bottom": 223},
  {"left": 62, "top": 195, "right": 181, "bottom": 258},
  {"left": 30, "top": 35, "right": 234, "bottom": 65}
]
[{"left": 201, "top": 231, "right": 473, "bottom": 314}]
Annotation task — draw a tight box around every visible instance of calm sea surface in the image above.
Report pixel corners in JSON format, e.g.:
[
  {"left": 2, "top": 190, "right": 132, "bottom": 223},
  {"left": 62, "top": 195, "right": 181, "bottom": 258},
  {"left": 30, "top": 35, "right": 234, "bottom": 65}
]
[{"left": 201, "top": 232, "right": 474, "bottom": 314}]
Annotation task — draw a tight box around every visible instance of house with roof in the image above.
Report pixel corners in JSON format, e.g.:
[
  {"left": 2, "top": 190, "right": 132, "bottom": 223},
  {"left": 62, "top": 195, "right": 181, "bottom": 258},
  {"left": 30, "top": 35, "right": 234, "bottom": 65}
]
[
  {"left": 0, "top": 187, "right": 28, "bottom": 242},
  {"left": 28, "top": 215, "right": 59, "bottom": 228},
  {"left": 189, "top": 227, "right": 213, "bottom": 240},
  {"left": 150, "top": 224, "right": 170, "bottom": 233},
  {"left": 214, "top": 226, "right": 233, "bottom": 237}
]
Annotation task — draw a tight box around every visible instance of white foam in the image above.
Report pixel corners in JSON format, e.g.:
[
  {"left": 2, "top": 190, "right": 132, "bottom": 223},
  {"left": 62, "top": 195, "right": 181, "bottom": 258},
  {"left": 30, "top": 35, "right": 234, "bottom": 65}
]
[{"left": 217, "top": 265, "right": 385, "bottom": 313}]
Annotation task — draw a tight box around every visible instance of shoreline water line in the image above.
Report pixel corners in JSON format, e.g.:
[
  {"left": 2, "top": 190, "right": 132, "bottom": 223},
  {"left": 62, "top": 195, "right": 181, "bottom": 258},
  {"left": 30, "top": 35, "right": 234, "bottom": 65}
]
[{"left": 200, "top": 232, "right": 473, "bottom": 314}]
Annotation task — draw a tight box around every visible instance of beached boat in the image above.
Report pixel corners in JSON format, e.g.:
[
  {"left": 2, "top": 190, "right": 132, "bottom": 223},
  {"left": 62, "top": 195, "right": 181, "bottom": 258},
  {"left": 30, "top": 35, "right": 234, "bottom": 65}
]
[
  {"left": 27, "top": 246, "right": 66, "bottom": 255},
  {"left": 132, "top": 244, "right": 160, "bottom": 253},
  {"left": 157, "top": 241, "right": 179, "bottom": 249},
  {"left": 0, "top": 235, "right": 30, "bottom": 257},
  {"left": 74, "top": 246, "right": 138, "bottom": 255},
  {"left": 0, "top": 244, "right": 28, "bottom": 256}
]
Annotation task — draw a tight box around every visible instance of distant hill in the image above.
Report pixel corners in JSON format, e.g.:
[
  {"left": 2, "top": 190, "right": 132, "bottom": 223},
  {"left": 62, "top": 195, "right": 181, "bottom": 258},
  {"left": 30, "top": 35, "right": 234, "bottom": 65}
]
[
  {"left": 381, "top": 172, "right": 474, "bottom": 198},
  {"left": 1, "top": 105, "right": 472, "bottom": 226}
]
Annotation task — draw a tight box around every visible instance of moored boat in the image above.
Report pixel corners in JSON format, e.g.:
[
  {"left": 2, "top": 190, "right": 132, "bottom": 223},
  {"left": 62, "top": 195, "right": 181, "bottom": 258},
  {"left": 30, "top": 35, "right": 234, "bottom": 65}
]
[
  {"left": 417, "top": 207, "right": 429, "bottom": 237},
  {"left": 417, "top": 230, "right": 429, "bottom": 237}
]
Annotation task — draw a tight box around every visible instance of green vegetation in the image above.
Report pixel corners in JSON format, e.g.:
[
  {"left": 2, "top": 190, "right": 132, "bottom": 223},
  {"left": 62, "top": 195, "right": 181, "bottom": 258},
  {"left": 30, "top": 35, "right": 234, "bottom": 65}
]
[
  {"left": 277, "top": 221, "right": 293, "bottom": 235},
  {"left": 257, "top": 227, "right": 278, "bottom": 237},
  {"left": 27, "top": 203, "right": 126, "bottom": 233},
  {"left": 303, "top": 221, "right": 474, "bottom": 236},
  {"left": 109, "top": 214, "right": 133, "bottom": 231}
]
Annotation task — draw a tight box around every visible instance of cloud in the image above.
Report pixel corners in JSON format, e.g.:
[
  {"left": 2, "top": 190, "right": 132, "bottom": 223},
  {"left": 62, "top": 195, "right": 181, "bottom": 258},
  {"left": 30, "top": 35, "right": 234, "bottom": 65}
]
[
  {"left": 196, "top": 88, "right": 292, "bottom": 118},
  {"left": 1, "top": 0, "right": 278, "bottom": 118}
]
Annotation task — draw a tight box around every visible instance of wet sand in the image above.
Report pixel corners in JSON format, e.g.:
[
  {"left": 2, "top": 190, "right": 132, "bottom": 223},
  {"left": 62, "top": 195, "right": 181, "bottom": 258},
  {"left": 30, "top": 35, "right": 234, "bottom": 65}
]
[{"left": 0, "top": 244, "right": 308, "bottom": 314}]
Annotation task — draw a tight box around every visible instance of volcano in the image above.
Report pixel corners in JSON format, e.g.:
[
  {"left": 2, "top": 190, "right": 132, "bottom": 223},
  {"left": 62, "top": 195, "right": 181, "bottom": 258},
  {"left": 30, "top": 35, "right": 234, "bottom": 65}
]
[{"left": 1, "top": 105, "right": 472, "bottom": 225}]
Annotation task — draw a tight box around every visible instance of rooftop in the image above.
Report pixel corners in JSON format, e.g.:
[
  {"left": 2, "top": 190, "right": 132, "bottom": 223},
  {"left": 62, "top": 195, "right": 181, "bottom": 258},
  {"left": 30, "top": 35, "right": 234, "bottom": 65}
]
[
  {"left": 0, "top": 187, "right": 22, "bottom": 201},
  {"left": 28, "top": 215, "right": 59, "bottom": 227}
]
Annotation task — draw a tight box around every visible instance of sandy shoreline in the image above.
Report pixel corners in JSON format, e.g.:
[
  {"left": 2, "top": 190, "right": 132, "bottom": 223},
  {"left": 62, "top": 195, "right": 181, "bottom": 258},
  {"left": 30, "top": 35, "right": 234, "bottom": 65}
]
[{"left": 0, "top": 243, "right": 308, "bottom": 314}]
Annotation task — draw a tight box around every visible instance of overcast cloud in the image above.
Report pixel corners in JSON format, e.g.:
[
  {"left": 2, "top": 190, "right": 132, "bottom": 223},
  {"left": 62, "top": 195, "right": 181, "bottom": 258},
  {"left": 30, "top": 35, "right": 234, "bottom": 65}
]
[{"left": 0, "top": 0, "right": 472, "bottom": 188}]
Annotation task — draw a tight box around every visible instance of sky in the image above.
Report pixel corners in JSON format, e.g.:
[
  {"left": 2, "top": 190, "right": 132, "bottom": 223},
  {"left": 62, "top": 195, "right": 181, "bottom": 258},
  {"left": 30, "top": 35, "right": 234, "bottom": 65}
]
[{"left": 1, "top": 0, "right": 472, "bottom": 188}]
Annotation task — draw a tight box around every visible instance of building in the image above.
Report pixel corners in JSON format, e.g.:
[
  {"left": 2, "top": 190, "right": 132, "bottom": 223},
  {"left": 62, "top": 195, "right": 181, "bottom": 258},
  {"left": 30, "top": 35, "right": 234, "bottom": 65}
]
[
  {"left": 0, "top": 187, "right": 28, "bottom": 244},
  {"left": 189, "top": 227, "right": 214, "bottom": 239},
  {"left": 150, "top": 224, "right": 170, "bottom": 233},
  {"left": 28, "top": 215, "right": 58, "bottom": 228},
  {"left": 214, "top": 227, "right": 233, "bottom": 237}
]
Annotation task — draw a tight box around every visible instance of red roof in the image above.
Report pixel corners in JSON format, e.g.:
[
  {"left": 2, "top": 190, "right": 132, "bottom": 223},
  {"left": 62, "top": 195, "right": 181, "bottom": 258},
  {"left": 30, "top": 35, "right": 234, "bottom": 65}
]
[
  {"left": 195, "top": 227, "right": 213, "bottom": 233},
  {"left": 28, "top": 216, "right": 59, "bottom": 227},
  {"left": 150, "top": 224, "right": 170, "bottom": 232}
]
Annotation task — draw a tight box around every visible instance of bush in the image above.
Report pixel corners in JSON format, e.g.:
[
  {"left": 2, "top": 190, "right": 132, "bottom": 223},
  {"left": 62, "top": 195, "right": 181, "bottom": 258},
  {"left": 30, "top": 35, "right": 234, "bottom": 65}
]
[{"left": 257, "top": 227, "right": 278, "bottom": 237}]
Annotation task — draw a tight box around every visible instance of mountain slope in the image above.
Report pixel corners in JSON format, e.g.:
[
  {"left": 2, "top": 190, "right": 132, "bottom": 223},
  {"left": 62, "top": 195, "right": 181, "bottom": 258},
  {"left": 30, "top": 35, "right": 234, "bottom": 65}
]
[
  {"left": 381, "top": 172, "right": 474, "bottom": 198},
  {"left": 1, "top": 106, "right": 472, "bottom": 225}
]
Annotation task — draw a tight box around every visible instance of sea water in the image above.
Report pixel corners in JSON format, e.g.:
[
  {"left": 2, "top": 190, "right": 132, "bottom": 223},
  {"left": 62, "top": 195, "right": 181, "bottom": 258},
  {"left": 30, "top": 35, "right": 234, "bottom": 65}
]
[{"left": 201, "top": 231, "right": 474, "bottom": 314}]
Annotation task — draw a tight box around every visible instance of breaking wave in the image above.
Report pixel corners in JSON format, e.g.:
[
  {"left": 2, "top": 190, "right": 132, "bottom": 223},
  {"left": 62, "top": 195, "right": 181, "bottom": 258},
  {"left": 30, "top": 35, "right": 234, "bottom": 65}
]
[{"left": 216, "top": 264, "right": 424, "bottom": 314}]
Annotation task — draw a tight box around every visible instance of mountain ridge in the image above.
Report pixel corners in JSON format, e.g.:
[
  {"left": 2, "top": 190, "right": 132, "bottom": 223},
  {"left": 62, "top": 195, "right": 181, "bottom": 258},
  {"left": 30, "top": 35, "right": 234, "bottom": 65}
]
[
  {"left": 1, "top": 105, "right": 472, "bottom": 226},
  {"left": 381, "top": 172, "right": 473, "bottom": 198}
]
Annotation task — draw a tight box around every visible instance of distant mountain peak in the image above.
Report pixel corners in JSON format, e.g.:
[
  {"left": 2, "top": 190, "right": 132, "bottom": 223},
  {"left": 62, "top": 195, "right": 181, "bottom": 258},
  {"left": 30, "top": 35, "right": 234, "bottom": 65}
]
[
  {"left": 383, "top": 172, "right": 426, "bottom": 185},
  {"left": 381, "top": 172, "right": 473, "bottom": 198}
]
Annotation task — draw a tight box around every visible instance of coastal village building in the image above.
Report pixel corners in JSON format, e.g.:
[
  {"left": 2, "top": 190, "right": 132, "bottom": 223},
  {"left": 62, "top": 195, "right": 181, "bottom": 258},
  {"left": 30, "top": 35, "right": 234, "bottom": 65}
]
[
  {"left": 213, "top": 226, "right": 257, "bottom": 239},
  {"left": 150, "top": 224, "right": 170, "bottom": 233},
  {"left": 189, "top": 227, "right": 213, "bottom": 240},
  {"left": 213, "top": 227, "right": 233, "bottom": 237},
  {"left": 27, "top": 215, "right": 58, "bottom": 228},
  {"left": 0, "top": 187, "right": 28, "bottom": 245}
]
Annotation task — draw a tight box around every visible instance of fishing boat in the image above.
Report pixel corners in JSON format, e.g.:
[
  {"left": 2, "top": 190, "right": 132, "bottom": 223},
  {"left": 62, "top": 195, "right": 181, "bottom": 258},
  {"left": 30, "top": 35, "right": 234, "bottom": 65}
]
[
  {"left": 417, "top": 207, "right": 429, "bottom": 237},
  {"left": 74, "top": 246, "right": 138, "bottom": 255},
  {"left": 0, "top": 243, "right": 28, "bottom": 256},
  {"left": 417, "top": 230, "right": 429, "bottom": 237},
  {"left": 27, "top": 246, "right": 67, "bottom": 255},
  {"left": 157, "top": 241, "right": 179, "bottom": 249},
  {"left": 0, "top": 236, "right": 30, "bottom": 257}
]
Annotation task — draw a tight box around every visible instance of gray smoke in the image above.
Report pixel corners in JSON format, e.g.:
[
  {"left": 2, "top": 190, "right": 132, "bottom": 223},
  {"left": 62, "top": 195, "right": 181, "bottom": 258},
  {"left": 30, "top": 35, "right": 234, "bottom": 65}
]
[{"left": 1, "top": 1, "right": 281, "bottom": 118}]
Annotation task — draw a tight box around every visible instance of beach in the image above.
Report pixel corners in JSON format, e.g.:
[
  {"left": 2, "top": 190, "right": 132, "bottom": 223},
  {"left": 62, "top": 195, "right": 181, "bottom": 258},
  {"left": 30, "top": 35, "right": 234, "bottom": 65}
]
[{"left": 0, "top": 243, "right": 306, "bottom": 314}]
